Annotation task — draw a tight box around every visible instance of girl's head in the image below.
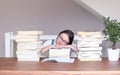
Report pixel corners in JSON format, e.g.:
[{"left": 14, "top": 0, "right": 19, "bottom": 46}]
[{"left": 56, "top": 30, "right": 74, "bottom": 45}]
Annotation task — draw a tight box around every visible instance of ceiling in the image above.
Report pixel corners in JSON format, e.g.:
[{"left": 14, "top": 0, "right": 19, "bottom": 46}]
[{"left": 73, "top": 0, "right": 120, "bottom": 21}]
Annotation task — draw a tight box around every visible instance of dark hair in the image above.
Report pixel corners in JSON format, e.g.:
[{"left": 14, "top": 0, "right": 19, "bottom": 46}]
[{"left": 58, "top": 30, "right": 74, "bottom": 45}]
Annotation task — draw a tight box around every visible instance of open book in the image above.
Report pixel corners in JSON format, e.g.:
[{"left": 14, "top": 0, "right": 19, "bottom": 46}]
[
  {"left": 41, "top": 57, "right": 75, "bottom": 63},
  {"left": 41, "top": 48, "right": 75, "bottom": 63}
]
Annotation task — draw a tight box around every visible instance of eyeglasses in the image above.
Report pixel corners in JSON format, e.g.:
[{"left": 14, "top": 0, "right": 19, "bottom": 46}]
[{"left": 58, "top": 35, "right": 69, "bottom": 44}]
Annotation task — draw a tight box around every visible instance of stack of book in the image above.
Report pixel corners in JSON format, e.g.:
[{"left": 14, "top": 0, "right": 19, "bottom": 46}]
[
  {"left": 15, "top": 31, "right": 43, "bottom": 61},
  {"left": 77, "top": 31, "right": 104, "bottom": 61},
  {"left": 41, "top": 48, "right": 75, "bottom": 63}
]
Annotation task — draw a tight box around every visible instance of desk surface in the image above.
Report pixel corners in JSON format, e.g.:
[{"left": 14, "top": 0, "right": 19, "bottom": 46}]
[{"left": 0, "top": 58, "right": 120, "bottom": 75}]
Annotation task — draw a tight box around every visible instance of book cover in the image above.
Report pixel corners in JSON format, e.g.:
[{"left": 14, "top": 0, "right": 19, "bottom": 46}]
[
  {"left": 78, "top": 47, "right": 102, "bottom": 51},
  {"left": 77, "top": 31, "right": 102, "bottom": 36},
  {"left": 78, "top": 58, "right": 102, "bottom": 61},
  {"left": 15, "top": 34, "right": 40, "bottom": 39},
  {"left": 17, "top": 31, "right": 43, "bottom": 35},
  {"left": 15, "top": 38, "right": 40, "bottom": 42}
]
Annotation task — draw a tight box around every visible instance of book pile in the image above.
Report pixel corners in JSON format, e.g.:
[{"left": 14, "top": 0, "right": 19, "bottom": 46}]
[
  {"left": 15, "top": 31, "right": 43, "bottom": 61},
  {"left": 77, "top": 31, "right": 104, "bottom": 61}
]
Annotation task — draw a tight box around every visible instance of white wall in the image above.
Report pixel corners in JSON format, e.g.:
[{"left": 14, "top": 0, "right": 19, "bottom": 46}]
[{"left": 0, "top": 0, "right": 103, "bottom": 57}]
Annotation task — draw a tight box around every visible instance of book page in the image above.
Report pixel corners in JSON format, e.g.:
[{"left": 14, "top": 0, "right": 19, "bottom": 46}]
[{"left": 41, "top": 57, "right": 75, "bottom": 63}]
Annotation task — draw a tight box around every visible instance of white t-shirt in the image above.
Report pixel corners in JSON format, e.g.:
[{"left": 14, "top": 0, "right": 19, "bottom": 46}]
[{"left": 42, "top": 39, "right": 55, "bottom": 48}]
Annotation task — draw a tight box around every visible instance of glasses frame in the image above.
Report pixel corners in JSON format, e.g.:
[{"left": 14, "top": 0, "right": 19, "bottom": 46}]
[{"left": 58, "top": 35, "right": 69, "bottom": 44}]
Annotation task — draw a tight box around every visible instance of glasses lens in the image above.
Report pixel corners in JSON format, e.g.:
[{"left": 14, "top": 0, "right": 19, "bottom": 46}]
[{"left": 59, "top": 36, "right": 68, "bottom": 44}]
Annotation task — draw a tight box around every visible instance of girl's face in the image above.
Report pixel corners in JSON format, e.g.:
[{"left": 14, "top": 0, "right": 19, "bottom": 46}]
[{"left": 56, "top": 33, "right": 69, "bottom": 45}]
